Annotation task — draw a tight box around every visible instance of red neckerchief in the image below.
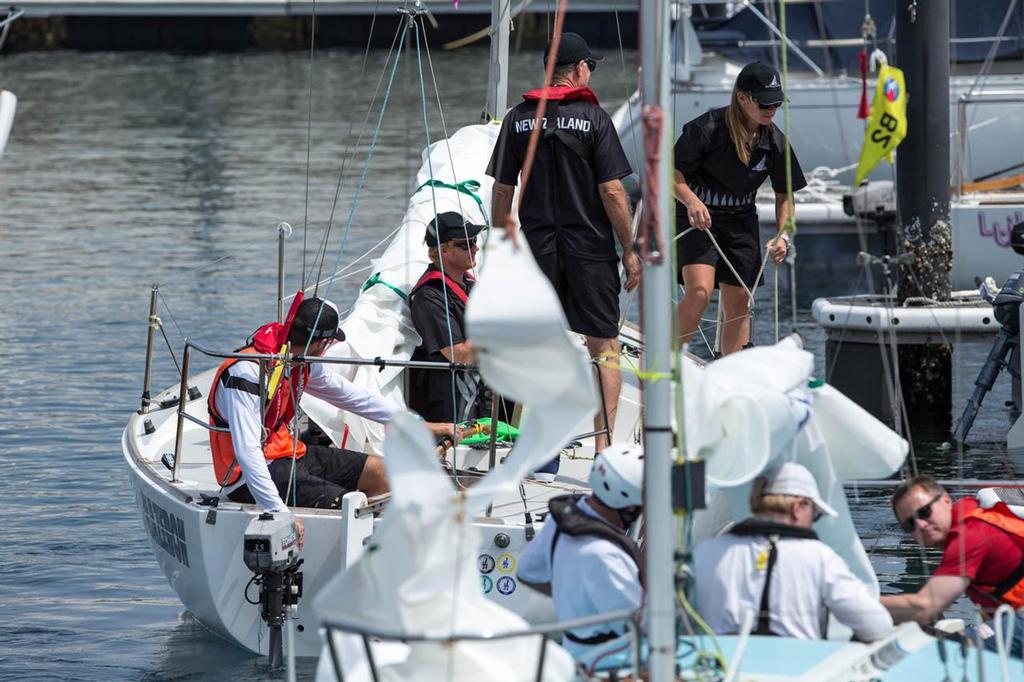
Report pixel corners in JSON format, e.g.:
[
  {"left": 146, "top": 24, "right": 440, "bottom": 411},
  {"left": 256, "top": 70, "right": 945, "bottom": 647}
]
[{"left": 522, "top": 86, "right": 599, "bottom": 105}]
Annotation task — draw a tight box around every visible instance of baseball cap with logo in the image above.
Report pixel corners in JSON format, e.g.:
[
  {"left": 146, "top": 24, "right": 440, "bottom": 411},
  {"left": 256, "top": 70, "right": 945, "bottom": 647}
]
[
  {"left": 290, "top": 297, "right": 345, "bottom": 346},
  {"left": 736, "top": 61, "right": 785, "bottom": 106},
  {"left": 762, "top": 462, "right": 837, "bottom": 518},
  {"left": 543, "top": 32, "right": 604, "bottom": 67}
]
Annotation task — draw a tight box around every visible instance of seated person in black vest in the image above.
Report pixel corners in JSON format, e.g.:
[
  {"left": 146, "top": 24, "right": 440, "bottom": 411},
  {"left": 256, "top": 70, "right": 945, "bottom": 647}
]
[
  {"left": 408, "top": 211, "right": 493, "bottom": 424},
  {"left": 693, "top": 462, "right": 893, "bottom": 641},
  {"left": 516, "top": 444, "right": 645, "bottom": 660}
]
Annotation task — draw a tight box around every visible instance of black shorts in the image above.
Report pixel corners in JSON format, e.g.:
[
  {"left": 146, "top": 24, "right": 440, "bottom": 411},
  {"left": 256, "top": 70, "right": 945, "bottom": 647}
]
[
  {"left": 228, "top": 444, "right": 368, "bottom": 509},
  {"left": 533, "top": 249, "right": 621, "bottom": 339},
  {"left": 676, "top": 211, "right": 764, "bottom": 290}
]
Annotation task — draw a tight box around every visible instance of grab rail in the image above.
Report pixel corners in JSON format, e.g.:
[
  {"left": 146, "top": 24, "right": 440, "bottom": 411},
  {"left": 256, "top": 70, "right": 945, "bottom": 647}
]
[
  {"left": 321, "top": 609, "right": 641, "bottom": 682},
  {"left": 955, "top": 92, "right": 1024, "bottom": 198}
]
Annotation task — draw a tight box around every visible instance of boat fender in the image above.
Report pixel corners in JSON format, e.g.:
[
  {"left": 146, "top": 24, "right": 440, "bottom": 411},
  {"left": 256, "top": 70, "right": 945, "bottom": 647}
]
[{"left": 977, "top": 488, "right": 1024, "bottom": 520}]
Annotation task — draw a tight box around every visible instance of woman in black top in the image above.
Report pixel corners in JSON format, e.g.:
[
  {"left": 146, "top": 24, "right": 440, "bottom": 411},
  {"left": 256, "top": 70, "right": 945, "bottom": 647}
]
[{"left": 674, "top": 62, "right": 806, "bottom": 354}]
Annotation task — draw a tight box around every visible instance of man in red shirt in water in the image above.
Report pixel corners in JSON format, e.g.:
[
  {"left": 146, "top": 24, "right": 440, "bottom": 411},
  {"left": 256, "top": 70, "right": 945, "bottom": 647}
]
[{"left": 882, "top": 476, "right": 1024, "bottom": 656}]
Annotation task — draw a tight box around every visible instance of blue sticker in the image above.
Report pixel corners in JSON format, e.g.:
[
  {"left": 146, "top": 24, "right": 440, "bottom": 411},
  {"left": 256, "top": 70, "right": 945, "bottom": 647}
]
[
  {"left": 497, "top": 576, "right": 516, "bottom": 596},
  {"left": 481, "top": 575, "right": 494, "bottom": 594}
]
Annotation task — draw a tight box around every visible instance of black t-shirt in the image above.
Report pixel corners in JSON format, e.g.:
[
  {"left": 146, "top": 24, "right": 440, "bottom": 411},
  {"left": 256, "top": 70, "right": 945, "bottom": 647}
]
[
  {"left": 674, "top": 106, "right": 807, "bottom": 224},
  {"left": 408, "top": 265, "right": 487, "bottom": 424},
  {"left": 486, "top": 96, "right": 632, "bottom": 260}
]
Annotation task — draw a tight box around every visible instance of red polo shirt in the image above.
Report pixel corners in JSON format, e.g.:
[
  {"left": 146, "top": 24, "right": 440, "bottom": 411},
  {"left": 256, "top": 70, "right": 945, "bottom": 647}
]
[{"left": 933, "top": 498, "right": 1024, "bottom": 608}]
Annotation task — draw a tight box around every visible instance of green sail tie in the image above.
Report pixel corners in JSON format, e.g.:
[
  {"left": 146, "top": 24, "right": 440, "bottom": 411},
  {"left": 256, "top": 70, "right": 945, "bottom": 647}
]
[
  {"left": 415, "top": 179, "right": 491, "bottom": 228},
  {"left": 361, "top": 272, "right": 408, "bottom": 302}
]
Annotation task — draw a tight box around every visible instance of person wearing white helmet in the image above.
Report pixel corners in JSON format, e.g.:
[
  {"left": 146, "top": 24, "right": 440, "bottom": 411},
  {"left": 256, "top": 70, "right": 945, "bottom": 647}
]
[
  {"left": 517, "top": 444, "right": 645, "bottom": 659},
  {"left": 693, "top": 462, "right": 893, "bottom": 641}
]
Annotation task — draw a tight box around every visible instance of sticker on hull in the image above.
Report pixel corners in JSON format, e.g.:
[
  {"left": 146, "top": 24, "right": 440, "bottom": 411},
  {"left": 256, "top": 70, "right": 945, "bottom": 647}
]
[{"left": 139, "top": 492, "right": 190, "bottom": 567}]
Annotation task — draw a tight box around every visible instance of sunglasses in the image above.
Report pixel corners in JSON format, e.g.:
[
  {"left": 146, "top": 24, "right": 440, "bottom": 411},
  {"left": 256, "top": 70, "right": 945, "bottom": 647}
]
[
  {"left": 899, "top": 493, "right": 943, "bottom": 533},
  {"left": 757, "top": 101, "right": 781, "bottom": 111},
  {"left": 584, "top": 58, "right": 597, "bottom": 72},
  {"left": 449, "top": 239, "right": 478, "bottom": 251}
]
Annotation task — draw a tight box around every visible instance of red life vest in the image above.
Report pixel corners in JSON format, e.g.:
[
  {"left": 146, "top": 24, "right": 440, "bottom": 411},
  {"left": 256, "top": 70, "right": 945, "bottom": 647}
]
[
  {"left": 207, "top": 346, "right": 310, "bottom": 487},
  {"left": 963, "top": 503, "right": 1024, "bottom": 609},
  {"left": 521, "top": 85, "right": 600, "bottom": 105},
  {"left": 411, "top": 268, "right": 475, "bottom": 305}
]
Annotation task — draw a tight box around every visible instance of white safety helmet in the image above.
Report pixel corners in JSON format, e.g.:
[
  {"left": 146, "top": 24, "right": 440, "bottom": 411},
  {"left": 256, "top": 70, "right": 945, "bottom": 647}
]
[{"left": 589, "top": 444, "right": 644, "bottom": 509}]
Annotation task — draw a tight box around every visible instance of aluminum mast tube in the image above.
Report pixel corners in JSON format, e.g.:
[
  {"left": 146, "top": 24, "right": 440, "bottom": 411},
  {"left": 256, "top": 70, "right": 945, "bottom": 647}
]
[{"left": 640, "top": 0, "right": 677, "bottom": 677}]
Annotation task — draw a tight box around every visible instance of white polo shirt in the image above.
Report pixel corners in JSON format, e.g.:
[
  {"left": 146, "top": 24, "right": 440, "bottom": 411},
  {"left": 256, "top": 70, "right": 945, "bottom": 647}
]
[
  {"left": 693, "top": 530, "right": 893, "bottom": 642},
  {"left": 517, "top": 497, "right": 643, "bottom": 659}
]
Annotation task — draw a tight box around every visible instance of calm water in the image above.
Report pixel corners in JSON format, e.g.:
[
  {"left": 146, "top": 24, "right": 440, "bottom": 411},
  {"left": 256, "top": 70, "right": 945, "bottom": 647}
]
[{"left": 0, "top": 48, "right": 1019, "bottom": 681}]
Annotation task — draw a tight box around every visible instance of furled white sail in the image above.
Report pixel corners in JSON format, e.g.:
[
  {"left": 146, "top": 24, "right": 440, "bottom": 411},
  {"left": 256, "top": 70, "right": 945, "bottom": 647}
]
[
  {"left": 313, "top": 235, "right": 598, "bottom": 681},
  {"left": 302, "top": 123, "right": 500, "bottom": 453}
]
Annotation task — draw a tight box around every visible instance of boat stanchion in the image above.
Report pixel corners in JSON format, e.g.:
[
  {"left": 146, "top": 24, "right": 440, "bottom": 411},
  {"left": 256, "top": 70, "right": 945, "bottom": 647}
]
[
  {"left": 140, "top": 284, "right": 159, "bottom": 415},
  {"left": 276, "top": 222, "right": 292, "bottom": 324},
  {"left": 171, "top": 341, "right": 191, "bottom": 483}
]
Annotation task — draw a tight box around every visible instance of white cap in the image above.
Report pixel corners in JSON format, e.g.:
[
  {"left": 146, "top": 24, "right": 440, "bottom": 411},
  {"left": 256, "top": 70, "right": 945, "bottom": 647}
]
[{"left": 763, "top": 462, "right": 837, "bottom": 518}]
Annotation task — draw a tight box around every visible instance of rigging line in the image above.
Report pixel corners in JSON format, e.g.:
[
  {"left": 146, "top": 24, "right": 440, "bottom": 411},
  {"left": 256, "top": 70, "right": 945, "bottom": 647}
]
[
  {"left": 310, "top": 19, "right": 406, "bottom": 294},
  {"left": 302, "top": 0, "right": 318, "bottom": 289},
  {"left": 314, "top": 18, "right": 410, "bottom": 307},
  {"left": 613, "top": 0, "right": 641, "bottom": 170},
  {"left": 513, "top": 0, "right": 569, "bottom": 225},
  {"left": 413, "top": 16, "right": 461, "bottom": 481},
  {"left": 965, "top": 0, "right": 1019, "bottom": 99},
  {"left": 361, "top": 0, "right": 382, "bottom": 74},
  {"left": 419, "top": 18, "right": 473, "bottom": 238}
]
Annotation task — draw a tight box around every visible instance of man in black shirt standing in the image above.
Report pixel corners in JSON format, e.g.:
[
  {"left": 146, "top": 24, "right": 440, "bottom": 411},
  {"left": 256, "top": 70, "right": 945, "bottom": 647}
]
[
  {"left": 408, "top": 212, "right": 488, "bottom": 424},
  {"left": 486, "top": 32, "right": 639, "bottom": 451}
]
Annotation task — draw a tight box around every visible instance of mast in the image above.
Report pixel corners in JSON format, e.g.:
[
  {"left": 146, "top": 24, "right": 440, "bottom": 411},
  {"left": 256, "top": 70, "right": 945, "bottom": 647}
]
[
  {"left": 640, "top": 0, "right": 677, "bottom": 677},
  {"left": 485, "top": 0, "right": 510, "bottom": 120}
]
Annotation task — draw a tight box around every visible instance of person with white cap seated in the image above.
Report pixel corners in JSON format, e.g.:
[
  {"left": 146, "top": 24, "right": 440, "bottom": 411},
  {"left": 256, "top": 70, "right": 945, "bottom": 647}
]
[{"left": 693, "top": 462, "right": 893, "bottom": 641}]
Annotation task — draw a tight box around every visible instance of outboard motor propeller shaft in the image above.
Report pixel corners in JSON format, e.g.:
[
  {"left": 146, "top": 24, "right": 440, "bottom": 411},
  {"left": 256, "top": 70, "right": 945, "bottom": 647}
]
[{"left": 243, "top": 512, "right": 303, "bottom": 671}]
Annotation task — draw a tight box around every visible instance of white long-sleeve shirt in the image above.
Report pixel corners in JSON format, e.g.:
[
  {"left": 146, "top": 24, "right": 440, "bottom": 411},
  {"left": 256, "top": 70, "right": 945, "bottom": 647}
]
[
  {"left": 214, "top": 358, "right": 398, "bottom": 512},
  {"left": 693, "top": 532, "right": 893, "bottom": 642}
]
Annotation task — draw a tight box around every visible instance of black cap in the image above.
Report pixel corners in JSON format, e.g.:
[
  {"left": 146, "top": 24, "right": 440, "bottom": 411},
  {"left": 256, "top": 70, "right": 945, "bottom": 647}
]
[
  {"left": 736, "top": 61, "right": 784, "bottom": 106},
  {"left": 543, "top": 32, "right": 603, "bottom": 67},
  {"left": 424, "top": 212, "right": 485, "bottom": 245},
  {"left": 290, "top": 297, "right": 342, "bottom": 345}
]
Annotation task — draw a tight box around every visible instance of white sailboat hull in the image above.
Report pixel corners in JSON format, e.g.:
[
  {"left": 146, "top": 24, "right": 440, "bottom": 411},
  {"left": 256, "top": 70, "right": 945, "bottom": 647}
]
[{"left": 122, "top": 365, "right": 642, "bottom": 657}]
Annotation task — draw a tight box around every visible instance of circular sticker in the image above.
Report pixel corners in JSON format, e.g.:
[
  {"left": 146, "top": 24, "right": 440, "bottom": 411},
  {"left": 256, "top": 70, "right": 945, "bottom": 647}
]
[
  {"left": 478, "top": 554, "right": 496, "bottom": 574},
  {"left": 496, "top": 552, "right": 517, "bottom": 574},
  {"left": 481, "top": 575, "right": 494, "bottom": 594},
  {"left": 497, "top": 576, "right": 516, "bottom": 595}
]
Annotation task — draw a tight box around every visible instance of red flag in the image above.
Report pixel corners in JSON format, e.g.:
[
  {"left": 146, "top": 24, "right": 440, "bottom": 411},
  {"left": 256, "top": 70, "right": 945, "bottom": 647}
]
[
  {"left": 857, "top": 51, "right": 870, "bottom": 119},
  {"left": 249, "top": 291, "right": 305, "bottom": 353}
]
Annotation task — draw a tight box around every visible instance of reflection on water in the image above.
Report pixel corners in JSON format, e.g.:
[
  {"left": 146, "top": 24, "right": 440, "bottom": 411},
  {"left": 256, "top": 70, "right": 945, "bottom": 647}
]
[{"left": 0, "top": 48, "right": 1018, "bottom": 679}]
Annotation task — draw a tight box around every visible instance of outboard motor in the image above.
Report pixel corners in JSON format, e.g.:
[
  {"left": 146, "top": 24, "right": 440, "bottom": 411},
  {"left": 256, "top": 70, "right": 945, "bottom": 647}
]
[
  {"left": 953, "top": 222, "right": 1024, "bottom": 444},
  {"left": 243, "top": 512, "right": 303, "bottom": 670}
]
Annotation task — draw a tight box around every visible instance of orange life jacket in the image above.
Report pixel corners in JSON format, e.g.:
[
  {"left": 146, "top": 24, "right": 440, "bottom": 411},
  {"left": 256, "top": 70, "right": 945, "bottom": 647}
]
[
  {"left": 207, "top": 346, "right": 309, "bottom": 487},
  {"left": 964, "top": 503, "right": 1024, "bottom": 609}
]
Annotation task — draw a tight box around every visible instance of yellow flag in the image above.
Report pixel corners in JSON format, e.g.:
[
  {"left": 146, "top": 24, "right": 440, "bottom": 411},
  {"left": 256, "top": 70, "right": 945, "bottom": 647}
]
[{"left": 854, "top": 64, "right": 908, "bottom": 186}]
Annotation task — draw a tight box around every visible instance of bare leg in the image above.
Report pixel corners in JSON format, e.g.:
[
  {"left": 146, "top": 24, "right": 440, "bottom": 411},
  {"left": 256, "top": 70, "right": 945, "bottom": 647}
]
[
  {"left": 587, "top": 335, "right": 621, "bottom": 452},
  {"left": 719, "top": 283, "right": 752, "bottom": 354},
  {"left": 356, "top": 455, "right": 389, "bottom": 497},
  {"left": 677, "top": 264, "right": 716, "bottom": 345}
]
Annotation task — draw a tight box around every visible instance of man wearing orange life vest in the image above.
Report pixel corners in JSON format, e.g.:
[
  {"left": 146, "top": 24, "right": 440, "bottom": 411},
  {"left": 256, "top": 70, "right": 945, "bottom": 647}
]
[
  {"left": 882, "top": 476, "right": 1024, "bottom": 656},
  {"left": 208, "top": 297, "right": 458, "bottom": 547}
]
